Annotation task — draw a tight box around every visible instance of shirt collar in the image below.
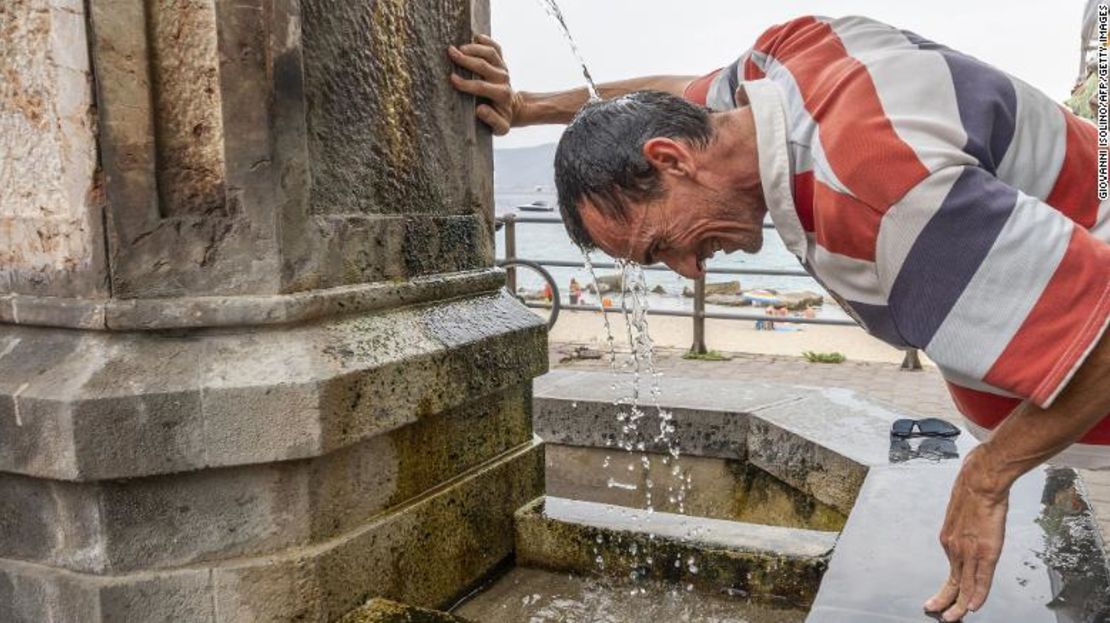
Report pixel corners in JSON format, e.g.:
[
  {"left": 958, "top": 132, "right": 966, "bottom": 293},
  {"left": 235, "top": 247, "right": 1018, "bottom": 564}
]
[{"left": 738, "top": 79, "right": 806, "bottom": 260}]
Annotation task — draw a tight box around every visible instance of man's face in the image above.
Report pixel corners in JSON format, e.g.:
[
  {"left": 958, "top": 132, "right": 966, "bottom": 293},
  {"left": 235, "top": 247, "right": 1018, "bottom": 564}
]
[{"left": 579, "top": 182, "right": 766, "bottom": 279}]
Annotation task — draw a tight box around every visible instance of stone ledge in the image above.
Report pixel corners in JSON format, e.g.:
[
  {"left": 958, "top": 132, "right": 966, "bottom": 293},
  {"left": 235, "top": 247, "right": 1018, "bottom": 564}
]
[
  {"left": 0, "top": 384, "right": 533, "bottom": 574},
  {"left": 0, "top": 439, "right": 545, "bottom": 623},
  {"left": 534, "top": 398, "right": 752, "bottom": 461},
  {"left": 0, "top": 290, "right": 546, "bottom": 480},
  {"left": 0, "top": 268, "right": 503, "bottom": 331},
  {"left": 544, "top": 444, "right": 847, "bottom": 531},
  {"left": 515, "top": 496, "right": 834, "bottom": 607}
]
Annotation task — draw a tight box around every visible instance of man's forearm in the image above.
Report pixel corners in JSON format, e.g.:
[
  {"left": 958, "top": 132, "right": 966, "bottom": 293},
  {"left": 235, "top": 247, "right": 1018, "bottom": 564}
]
[
  {"left": 977, "top": 330, "right": 1110, "bottom": 490},
  {"left": 515, "top": 75, "right": 697, "bottom": 126}
]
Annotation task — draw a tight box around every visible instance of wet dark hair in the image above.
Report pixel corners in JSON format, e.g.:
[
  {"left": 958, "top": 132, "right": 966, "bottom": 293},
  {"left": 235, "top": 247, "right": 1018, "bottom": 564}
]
[{"left": 554, "top": 90, "right": 714, "bottom": 250}]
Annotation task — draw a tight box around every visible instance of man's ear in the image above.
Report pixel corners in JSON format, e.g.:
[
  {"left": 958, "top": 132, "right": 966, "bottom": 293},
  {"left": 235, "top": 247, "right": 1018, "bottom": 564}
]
[{"left": 642, "top": 137, "right": 694, "bottom": 178}]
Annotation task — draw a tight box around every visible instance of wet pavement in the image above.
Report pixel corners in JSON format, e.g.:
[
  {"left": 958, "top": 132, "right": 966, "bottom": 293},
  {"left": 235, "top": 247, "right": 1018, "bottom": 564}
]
[{"left": 809, "top": 464, "right": 1110, "bottom": 622}]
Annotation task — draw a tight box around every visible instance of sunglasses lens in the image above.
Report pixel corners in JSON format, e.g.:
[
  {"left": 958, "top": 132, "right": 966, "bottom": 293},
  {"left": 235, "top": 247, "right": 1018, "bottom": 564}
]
[
  {"left": 917, "top": 418, "right": 959, "bottom": 437},
  {"left": 891, "top": 419, "right": 915, "bottom": 437}
]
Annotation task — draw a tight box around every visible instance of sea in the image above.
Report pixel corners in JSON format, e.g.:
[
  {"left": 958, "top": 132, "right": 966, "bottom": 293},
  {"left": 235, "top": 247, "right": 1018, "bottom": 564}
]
[{"left": 494, "top": 190, "right": 849, "bottom": 321}]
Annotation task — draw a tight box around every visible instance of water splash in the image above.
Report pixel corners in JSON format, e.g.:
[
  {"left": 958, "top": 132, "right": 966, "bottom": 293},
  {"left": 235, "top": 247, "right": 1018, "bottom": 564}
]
[
  {"left": 537, "top": 0, "right": 701, "bottom": 594},
  {"left": 582, "top": 257, "right": 700, "bottom": 586},
  {"left": 533, "top": 0, "right": 601, "bottom": 100}
]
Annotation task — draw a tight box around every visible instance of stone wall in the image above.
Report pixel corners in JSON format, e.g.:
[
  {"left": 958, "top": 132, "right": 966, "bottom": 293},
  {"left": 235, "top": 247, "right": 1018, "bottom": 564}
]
[
  {"left": 0, "top": 0, "right": 105, "bottom": 299},
  {"left": 0, "top": 1, "right": 545, "bottom": 621}
]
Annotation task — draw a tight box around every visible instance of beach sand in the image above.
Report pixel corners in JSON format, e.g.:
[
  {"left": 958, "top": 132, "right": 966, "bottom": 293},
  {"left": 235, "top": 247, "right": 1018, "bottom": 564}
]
[{"left": 543, "top": 308, "right": 932, "bottom": 366}]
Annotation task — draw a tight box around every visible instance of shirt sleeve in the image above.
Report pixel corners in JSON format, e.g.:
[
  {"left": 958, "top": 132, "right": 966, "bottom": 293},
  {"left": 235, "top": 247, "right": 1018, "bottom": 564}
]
[
  {"left": 683, "top": 15, "right": 830, "bottom": 110},
  {"left": 682, "top": 49, "right": 753, "bottom": 111},
  {"left": 877, "top": 164, "right": 1110, "bottom": 408}
]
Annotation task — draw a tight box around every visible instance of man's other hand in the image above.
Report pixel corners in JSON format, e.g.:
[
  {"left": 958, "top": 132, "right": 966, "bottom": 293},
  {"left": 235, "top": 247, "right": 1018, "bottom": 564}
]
[
  {"left": 924, "top": 445, "right": 1009, "bottom": 621},
  {"left": 448, "top": 34, "right": 520, "bottom": 135}
]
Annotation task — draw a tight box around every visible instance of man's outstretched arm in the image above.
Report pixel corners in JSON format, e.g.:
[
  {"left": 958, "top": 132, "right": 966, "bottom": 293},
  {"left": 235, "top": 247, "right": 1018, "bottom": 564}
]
[
  {"left": 925, "top": 329, "right": 1110, "bottom": 621},
  {"left": 448, "top": 35, "right": 696, "bottom": 134}
]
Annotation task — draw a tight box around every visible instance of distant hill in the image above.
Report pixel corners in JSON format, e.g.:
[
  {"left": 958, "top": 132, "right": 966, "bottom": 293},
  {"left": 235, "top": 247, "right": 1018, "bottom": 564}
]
[{"left": 494, "top": 143, "right": 556, "bottom": 192}]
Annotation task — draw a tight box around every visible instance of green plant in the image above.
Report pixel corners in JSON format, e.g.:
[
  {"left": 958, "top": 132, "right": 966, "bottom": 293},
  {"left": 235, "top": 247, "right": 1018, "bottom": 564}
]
[
  {"left": 682, "top": 350, "right": 733, "bottom": 361},
  {"left": 803, "top": 351, "right": 846, "bottom": 364}
]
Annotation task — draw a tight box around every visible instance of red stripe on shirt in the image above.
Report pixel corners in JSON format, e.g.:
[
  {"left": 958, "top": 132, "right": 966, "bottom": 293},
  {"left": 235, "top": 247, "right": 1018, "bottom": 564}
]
[
  {"left": 1044, "top": 109, "right": 1100, "bottom": 228},
  {"left": 947, "top": 382, "right": 1020, "bottom": 429},
  {"left": 813, "top": 180, "right": 882, "bottom": 261},
  {"left": 983, "top": 227, "right": 1110, "bottom": 406},
  {"left": 755, "top": 16, "right": 929, "bottom": 212},
  {"left": 793, "top": 171, "right": 815, "bottom": 232},
  {"left": 744, "top": 57, "right": 766, "bottom": 80},
  {"left": 947, "top": 382, "right": 1110, "bottom": 445},
  {"left": 683, "top": 69, "right": 721, "bottom": 106}
]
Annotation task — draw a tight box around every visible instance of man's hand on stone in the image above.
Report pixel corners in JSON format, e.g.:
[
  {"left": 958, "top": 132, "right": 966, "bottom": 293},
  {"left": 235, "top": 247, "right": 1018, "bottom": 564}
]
[
  {"left": 924, "top": 446, "right": 1009, "bottom": 621},
  {"left": 448, "top": 35, "right": 521, "bottom": 135}
]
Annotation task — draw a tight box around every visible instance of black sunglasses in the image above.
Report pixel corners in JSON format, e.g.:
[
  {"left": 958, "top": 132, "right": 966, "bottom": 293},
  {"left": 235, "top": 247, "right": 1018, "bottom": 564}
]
[{"left": 890, "top": 417, "right": 960, "bottom": 439}]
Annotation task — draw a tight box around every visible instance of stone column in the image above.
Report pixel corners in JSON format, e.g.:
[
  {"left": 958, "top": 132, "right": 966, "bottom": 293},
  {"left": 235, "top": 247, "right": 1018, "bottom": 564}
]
[{"left": 0, "top": 1, "right": 546, "bottom": 621}]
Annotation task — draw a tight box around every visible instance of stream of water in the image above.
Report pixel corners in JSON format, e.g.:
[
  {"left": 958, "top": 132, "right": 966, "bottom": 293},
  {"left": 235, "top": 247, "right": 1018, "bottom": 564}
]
[
  {"left": 532, "top": 0, "right": 701, "bottom": 593},
  {"left": 534, "top": 0, "right": 600, "bottom": 99}
]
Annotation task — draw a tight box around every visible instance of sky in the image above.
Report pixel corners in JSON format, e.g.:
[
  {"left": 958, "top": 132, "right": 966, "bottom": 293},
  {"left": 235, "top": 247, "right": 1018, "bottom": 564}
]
[{"left": 489, "top": 0, "right": 1086, "bottom": 149}]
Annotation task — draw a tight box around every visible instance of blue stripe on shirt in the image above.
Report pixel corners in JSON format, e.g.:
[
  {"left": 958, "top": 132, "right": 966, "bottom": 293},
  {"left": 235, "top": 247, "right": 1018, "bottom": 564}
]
[
  {"left": 901, "top": 30, "right": 1017, "bottom": 174},
  {"left": 888, "top": 167, "right": 1018, "bottom": 347}
]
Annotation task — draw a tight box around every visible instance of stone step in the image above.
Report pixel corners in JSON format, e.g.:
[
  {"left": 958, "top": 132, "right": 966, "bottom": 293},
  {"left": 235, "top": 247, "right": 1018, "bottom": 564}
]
[{"left": 514, "top": 496, "right": 837, "bottom": 607}]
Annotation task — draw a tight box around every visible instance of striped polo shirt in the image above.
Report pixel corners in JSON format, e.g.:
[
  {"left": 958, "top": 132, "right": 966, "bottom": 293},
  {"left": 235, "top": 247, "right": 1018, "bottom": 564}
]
[{"left": 685, "top": 15, "right": 1110, "bottom": 466}]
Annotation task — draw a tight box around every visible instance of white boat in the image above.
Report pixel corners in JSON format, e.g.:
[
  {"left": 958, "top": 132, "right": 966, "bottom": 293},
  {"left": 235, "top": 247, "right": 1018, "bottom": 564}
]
[{"left": 516, "top": 200, "right": 555, "bottom": 213}]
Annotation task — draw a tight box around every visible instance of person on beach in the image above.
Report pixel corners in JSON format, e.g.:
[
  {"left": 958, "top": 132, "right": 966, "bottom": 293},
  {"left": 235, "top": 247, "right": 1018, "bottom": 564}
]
[{"left": 450, "top": 15, "right": 1110, "bottom": 621}]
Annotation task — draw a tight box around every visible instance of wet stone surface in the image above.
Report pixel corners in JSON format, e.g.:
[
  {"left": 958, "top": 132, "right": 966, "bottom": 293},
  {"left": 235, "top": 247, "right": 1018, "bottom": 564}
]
[
  {"left": 515, "top": 496, "right": 834, "bottom": 608},
  {"left": 341, "top": 597, "right": 472, "bottom": 623},
  {"left": 809, "top": 464, "right": 1110, "bottom": 622},
  {"left": 454, "top": 567, "right": 807, "bottom": 623},
  {"left": 545, "top": 444, "right": 846, "bottom": 532}
]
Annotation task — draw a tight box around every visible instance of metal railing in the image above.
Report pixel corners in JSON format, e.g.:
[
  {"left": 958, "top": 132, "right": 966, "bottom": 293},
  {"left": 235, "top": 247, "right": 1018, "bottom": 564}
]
[{"left": 498, "top": 214, "right": 922, "bottom": 369}]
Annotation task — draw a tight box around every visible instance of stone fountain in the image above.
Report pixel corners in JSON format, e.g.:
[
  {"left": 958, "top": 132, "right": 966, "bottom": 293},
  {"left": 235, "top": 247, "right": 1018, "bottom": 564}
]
[{"left": 0, "top": 0, "right": 546, "bottom": 620}]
